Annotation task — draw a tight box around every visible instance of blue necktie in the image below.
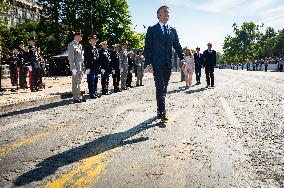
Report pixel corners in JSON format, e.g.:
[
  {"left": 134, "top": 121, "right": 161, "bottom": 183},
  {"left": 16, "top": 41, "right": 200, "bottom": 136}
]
[{"left": 163, "top": 25, "right": 167, "bottom": 35}]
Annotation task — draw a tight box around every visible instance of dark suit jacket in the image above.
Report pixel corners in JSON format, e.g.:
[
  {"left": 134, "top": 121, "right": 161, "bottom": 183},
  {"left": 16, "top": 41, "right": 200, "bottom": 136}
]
[
  {"left": 98, "top": 48, "right": 111, "bottom": 73},
  {"left": 84, "top": 43, "right": 100, "bottom": 71},
  {"left": 144, "top": 23, "right": 184, "bottom": 71},
  {"left": 193, "top": 52, "right": 203, "bottom": 69},
  {"left": 110, "top": 50, "right": 120, "bottom": 71},
  {"left": 203, "top": 49, "right": 216, "bottom": 68}
]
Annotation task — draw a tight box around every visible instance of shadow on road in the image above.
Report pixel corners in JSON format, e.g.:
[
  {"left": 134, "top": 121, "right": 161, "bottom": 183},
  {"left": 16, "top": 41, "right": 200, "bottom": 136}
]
[
  {"left": 0, "top": 99, "right": 74, "bottom": 118},
  {"left": 14, "top": 116, "right": 161, "bottom": 186},
  {"left": 167, "top": 86, "right": 206, "bottom": 95}
]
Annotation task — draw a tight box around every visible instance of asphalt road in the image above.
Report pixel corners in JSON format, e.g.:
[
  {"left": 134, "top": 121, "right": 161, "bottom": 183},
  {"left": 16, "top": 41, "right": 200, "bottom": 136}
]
[{"left": 0, "top": 69, "right": 283, "bottom": 188}]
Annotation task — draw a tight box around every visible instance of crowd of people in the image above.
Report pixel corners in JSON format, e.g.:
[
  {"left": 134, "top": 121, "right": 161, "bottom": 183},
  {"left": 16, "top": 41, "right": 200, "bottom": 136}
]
[{"left": 0, "top": 37, "right": 46, "bottom": 92}]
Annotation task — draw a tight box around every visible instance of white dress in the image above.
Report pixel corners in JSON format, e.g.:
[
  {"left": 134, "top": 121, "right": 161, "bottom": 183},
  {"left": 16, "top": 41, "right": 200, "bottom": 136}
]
[{"left": 183, "top": 56, "right": 195, "bottom": 73}]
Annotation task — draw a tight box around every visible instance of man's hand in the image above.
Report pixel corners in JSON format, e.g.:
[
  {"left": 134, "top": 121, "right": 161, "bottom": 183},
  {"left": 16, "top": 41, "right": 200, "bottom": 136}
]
[
  {"left": 27, "top": 66, "right": 32, "bottom": 71},
  {"left": 85, "top": 69, "right": 90, "bottom": 75},
  {"left": 147, "top": 65, "right": 154, "bottom": 73},
  {"left": 101, "top": 69, "right": 105, "bottom": 74},
  {"left": 72, "top": 69, "right": 77, "bottom": 76},
  {"left": 112, "top": 70, "right": 115, "bottom": 74}
]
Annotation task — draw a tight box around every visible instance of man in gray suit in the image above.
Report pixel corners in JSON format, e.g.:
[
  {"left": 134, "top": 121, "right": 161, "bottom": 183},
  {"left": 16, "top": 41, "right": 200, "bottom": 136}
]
[
  {"left": 120, "top": 41, "right": 129, "bottom": 90},
  {"left": 68, "top": 29, "right": 84, "bottom": 103},
  {"left": 144, "top": 5, "right": 184, "bottom": 121}
]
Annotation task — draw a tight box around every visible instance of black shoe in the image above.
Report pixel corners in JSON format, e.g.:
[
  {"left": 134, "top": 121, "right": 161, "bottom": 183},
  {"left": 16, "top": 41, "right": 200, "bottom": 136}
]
[
  {"left": 205, "top": 85, "right": 210, "bottom": 88},
  {"left": 195, "top": 82, "right": 199, "bottom": 85},
  {"left": 211, "top": 85, "right": 215, "bottom": 88},
  {"left": 140, "top": 84, "right": 144, "bottom": 86},
  {"left": 89, "top": 95, "right": 97, "bottom": 99},
  {"left": 73, "top": 99, "right": 82, "bottom": 103}
]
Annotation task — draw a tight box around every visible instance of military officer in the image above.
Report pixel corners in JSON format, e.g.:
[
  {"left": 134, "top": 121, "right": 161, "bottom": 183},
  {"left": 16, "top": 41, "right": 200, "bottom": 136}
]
[
  {"left": 84, "top": 34, "right": 100, "bottom": 99},
  {"left": 120, "top": 41, "right": 129, "bottom": 90},
  {"left": 27, "top": 37, "right": 41, "bottom": 92},
  {"left": 110, "top": 44, "right": 121, "bottom": 93},
  {"left": 8, "top": 48, "right": 18, "bottom": 87},
  {"left": 17, "top": 41, "right": 28, "bottom": 88},
  {"left": 68, "top": 29, "right": 84, "bottom": 103},
  {"left": 98, "top": 41, "right": 111, "bottom": 95},
  {"left": 126, "top": 51, "right": 134, "bottom": 88},
  {"left": 135, "top": 49, "right": 145, "bottom": 86}
]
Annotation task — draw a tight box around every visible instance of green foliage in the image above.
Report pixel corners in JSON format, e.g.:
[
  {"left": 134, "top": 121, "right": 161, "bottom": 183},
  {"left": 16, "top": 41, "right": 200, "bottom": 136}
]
[{"left": 222, "top": 22, "right": 284, "bottom": 64}]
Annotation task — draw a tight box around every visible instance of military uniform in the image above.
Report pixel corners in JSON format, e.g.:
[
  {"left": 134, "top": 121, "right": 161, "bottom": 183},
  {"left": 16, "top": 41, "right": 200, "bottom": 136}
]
[
  {"left": 8, "top": 50, "right": 18, "bottom": 86},
  {"left": 126, "top": 53, "right": 134, "bottom": 88},
  {"left": 120, "top": 47, "right": 128, "bottom": 90},
  {"left": 68, "top": 40, "right": 84, "bottom": 101},
  {"left": 84, "top": 41, "right": 100, "bottom": 98},
  {"left": 27, "top": 44, "right": 40, "bottom": 91},
  {"left": 110, "top": 47, "right": 121, "bottom": 92},
  {"left": 17, "top": 46, "right": 28, "bottom": 88},
  {"left": 99, "top": 47, "right": 111, "bottom": 95},
  {"left": 135, "top": 54, "right": 144, "bottom": 86}
]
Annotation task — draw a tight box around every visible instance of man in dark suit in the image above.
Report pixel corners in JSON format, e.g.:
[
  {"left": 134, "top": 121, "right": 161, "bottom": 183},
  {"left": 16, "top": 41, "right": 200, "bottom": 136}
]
[
  {"left": 99, "top": 41, "right": 111, "bottom": 95},
  {"left": 144, "top": 5, "right": 184, "bottom": 121},
  {"left": 203, "top": 43, "right": 216, "bottom": 88},
  {"left": 193, "top": 47, "right": 203, "bottom": 85},
  {"left": 84, "top": 34, "right": 100, "bottom": 99},
  {"left": 110, "top": 44, "right": 121, "bottom": 93}
]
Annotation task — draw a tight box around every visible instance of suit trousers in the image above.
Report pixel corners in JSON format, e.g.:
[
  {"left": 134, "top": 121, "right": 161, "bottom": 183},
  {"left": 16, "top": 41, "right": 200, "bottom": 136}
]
[
  {"left": 195, "top": 68, "right": 201, "bottom": 83},
  {"left": 101, "top": 72, "right": 109, "bottom": 93},
  {"left": 87, "top": 69, "right": 98, "bottom": 96},
  {"left": 121, "top": 67, "right": 128, "bottom": 89},
  {"left": 205, "top": 66, "right": 214, "bottom": 86},
  {"left": 112, "top": 71, "right": 120, "bottom": 91},
  {"left": 153, "top": 64, "right": 171, "bottom": 115},
  {"left": 72, "top": 71, "right": 82, "bottom": 100}
]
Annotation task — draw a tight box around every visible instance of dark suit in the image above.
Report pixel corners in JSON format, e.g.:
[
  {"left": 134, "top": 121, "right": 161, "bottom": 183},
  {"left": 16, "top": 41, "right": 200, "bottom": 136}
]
[
  {"left": 110, "top": 50, "right": 121, "bottom": 92},
  {"left": 144, "top": 23, "right": 184, "bottom": 115},
  {"left": 84, "top": 43, "right": 100, "bottom": 97},
  {"left": 99, "top": 48, "right": 111, "bottom": 94},
  {"left": 193, "top": 52, "right": 203, "bottom": 84},
  {"left": 203, "top": 49, "right": 216, "bottom": 87}
]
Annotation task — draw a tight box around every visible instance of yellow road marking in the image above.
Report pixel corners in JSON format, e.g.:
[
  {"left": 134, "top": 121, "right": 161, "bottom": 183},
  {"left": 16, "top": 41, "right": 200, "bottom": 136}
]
[
  {"left": 0, "top": 123, "right": 70, "bottom": 158},
  {"left": 43, "top": 149, "right": 118, "bottom": 188}
]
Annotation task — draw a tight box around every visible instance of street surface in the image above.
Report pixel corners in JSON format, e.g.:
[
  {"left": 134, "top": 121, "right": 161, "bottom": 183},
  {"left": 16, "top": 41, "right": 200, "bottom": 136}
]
[{"left": 0, "top": 69, "right": 283, "bottom": 188}]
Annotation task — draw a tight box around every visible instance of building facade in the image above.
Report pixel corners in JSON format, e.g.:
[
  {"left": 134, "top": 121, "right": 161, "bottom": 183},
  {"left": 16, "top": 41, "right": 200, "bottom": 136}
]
[{"left": 0, "top": 0, "right": 42, "bottom": 27}]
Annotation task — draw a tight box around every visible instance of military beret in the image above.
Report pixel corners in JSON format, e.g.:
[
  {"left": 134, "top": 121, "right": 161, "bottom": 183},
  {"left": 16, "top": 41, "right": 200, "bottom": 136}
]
[
  {"left": 88, "top": 34, "right": 97, "bottom": 40},
  {"left": 18, "top": 41, "right": 24, "bottom": 45},
  {"left": 28, "top": 37, "right": 35, "bottom": 41},
  {"left": 99, "top": 41, "right": 107, "bottom": 46},
  {"left": 72, "top": 29, "right": 82, "bottom": 36},
  {"left": 112, "top": 44, "right": 120, "bottom": 48}
]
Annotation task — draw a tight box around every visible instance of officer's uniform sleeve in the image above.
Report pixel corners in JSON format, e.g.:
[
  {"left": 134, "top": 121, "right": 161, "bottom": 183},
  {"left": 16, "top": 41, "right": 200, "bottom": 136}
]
[
  {"left": 172, "top": 28, "right": 184, "bottom": 61},
  {"left": 68, "top": 43, "right": 75, "bottom": 70},
  {"left": 84, "top": 46, "right": 91, "bottom": 70},
  {"left": 144, "top": 26, "right": 153, "bottom": 68}
]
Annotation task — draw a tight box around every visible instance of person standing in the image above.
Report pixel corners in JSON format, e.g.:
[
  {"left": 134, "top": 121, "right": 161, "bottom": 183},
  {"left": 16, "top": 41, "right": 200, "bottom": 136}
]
[
  {"left": 110, "top": 44, "right": 121, "bottom": 93},
  {"left": 144, "top": 5, "right": 184, "bottom": 121},
  {"left": 203, "top": 42, "right": 216, "bottom": 88},
  {"left": 17, "top": 41, "right": 28, "bottom": 89},
  {"left": 99, "top": 41, "right": 111, "bottom": 95},
  {"left": 182, "top": 49, "right": 195, "bottom": 88},
  {"left": 27, "top": 37, "right": 41, "bottom": 92},
  {"left": 68, "top": 29, "right": 84, "bottom": 103},
  {"left": 135, "top": 49, "right": 145, "bottom": 86},
  {"left": 126, "top": 51, "right": 134, "bottom": 88},
  {"left": 193, "top": 47, "right": 203, "bottom": 85},
  {"left": 84, "top": 34, "right": 100, "bottom": 99},
  {"left": 120, "top": 41, "right": 129, "bottom": 90}
]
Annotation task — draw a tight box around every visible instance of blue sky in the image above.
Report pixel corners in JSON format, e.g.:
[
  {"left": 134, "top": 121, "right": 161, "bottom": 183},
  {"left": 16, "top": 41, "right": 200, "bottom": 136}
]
[{"left": 127, "top": 0, "right": 284, "bottom": 52}]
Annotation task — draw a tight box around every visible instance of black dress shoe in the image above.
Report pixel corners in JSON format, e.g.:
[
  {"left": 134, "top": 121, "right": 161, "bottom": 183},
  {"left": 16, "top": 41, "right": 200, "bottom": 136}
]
[
  {"left": 73, "top": 99, "right": 82, "bottom": 103},
  {"left": 89, "top": 95, "right": 97, "bottom": 99},
  {"left": 205, "top": 85, "right": 210, "bottom": 88}
]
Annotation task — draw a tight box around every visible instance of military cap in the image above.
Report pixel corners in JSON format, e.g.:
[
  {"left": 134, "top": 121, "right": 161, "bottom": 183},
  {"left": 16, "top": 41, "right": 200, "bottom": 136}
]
[
  {"left": 18, "top": 41, "right": 24, "bottom": 45},
  {"left": 123, "top": 40, "right": 129, "bottom": 45},
  {"left": 112, "top": 44, "right": 120, "bottom": 48},
  {"left": 99, "top": 41, "right": 107, "bottom": 46},
  {"left": 88, "top": 34, "right": 97, "bottom": 40},
  {"left": 72, "top": 29, "right": 82, "bottom": 36},
  {"left": 28, "top": 36, "right": 35, "bottom": 41}
]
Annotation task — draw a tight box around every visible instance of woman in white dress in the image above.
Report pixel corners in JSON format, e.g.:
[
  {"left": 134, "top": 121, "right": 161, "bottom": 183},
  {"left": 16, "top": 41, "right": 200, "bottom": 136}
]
[{"left": 182, "top": 49, "right": 195, "bottom": 88}]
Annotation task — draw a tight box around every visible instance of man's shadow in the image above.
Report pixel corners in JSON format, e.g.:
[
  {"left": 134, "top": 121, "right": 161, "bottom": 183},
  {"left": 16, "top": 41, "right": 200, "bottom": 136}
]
[
  {"left": 0, "top": 99, "right": 74, "bottom": 118},
  {"left": 14, "top": 116, "right": 161, "bottom": 186},
  {"left": 167, "top": 86, "right": 206, "bottom": 95}
]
